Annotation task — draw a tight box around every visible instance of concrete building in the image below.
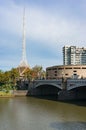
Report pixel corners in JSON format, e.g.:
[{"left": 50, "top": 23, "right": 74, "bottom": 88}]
[
  {"left": 46, "top": 65, "right": 86, "bottom": 79},
  {"left": 63, "top": 46, "right": 86, "bottom": 65}
]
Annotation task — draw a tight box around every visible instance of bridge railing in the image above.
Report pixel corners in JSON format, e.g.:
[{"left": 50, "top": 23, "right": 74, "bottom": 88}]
[
  {"left": 28, "top": 79, "right": 86, "bottom": 91},
  {"left": 28, "top": 79, "right": 63, "bottom": 90},
  {"left": 67, "top": 79, "right": 86, "bottom": 90}
]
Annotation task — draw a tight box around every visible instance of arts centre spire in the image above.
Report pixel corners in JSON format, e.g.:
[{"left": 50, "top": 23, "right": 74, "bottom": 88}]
[{"left": 18, "top": 8, "right": 29, "bottom": 77}]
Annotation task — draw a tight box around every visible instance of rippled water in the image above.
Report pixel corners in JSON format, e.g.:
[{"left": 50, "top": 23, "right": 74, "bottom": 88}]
[{"left": 0, "top": 97, "right": 86, "bottom": 130}]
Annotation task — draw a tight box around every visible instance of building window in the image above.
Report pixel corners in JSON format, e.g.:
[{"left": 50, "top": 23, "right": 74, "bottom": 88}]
[
  {"left": 58, "top": 68, "right": 63, "bottom": 70},
  {"left": 73, "top": 70, "right": 77, "bottom": 72},
  {"left": 47, "top": 68, "right": 51, "bottom": 71},
  {"left": 52, "top": 68, "right": 57, "bottom": 70},
  {"left": 73, "top": 67, "right": 80, "bottom": 69},
  {"left": 65, "top": 67, "right": 72, "bottom": 69}
]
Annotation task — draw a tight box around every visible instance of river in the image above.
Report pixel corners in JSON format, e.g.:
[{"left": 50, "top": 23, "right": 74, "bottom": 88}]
[{"left": 0, "top": 97, "right": 86, "bottom": 130}]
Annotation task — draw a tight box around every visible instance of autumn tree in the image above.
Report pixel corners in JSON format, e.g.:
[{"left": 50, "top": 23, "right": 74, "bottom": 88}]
[
  {"left": 32, "top": 65, "right": 46, "bottom": 80},
  {"left": 10, "top": 68, "right": 19, "bottom": 85},
  {"left": 23, "top": 65, "right": 46, "bottom": 80}
]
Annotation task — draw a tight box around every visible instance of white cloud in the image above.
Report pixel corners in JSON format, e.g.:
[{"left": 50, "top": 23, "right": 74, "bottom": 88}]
[
  {"left": 26, "top": 6, "right": 86, "bottom": 47},
  {"left": 1, "top": 1, "right": 86, "bottom": 48},
  {"left": 1, "top": 0, "right": 86, "bottom": 70}
]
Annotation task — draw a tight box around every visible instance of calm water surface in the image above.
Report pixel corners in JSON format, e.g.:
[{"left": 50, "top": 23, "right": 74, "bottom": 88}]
[{"left": 0, "top": 97, "right": 86, "bottom": 130}]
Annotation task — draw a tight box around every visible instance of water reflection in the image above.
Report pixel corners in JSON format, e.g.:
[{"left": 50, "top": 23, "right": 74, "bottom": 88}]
[
  {"left": 0, "top": 97, "right": 86, "bottom": 130},
  {"left": 50, "top": 121, "right": 86, "bottom": 130},
  {"left": 63, "top": 100, "right": 86, "bottom": 107},
  {"left": 32, "top": 95, "right": 58, "bottom": 101},
  {"left": 32, "top": 95, "right": 86, "bottom": 106}
]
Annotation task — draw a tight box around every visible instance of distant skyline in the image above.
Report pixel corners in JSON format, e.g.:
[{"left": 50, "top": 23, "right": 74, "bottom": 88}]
[{"left": 1, "top": 0, "right": 86, "bottom": 71}]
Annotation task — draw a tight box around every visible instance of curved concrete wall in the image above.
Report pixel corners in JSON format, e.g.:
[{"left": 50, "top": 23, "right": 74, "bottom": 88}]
[{"left": 46, "top": 65, "right": 86, "bottom": 79}]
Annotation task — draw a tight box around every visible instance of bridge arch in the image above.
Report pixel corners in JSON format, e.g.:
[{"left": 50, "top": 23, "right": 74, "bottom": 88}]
[
  {"left": 68, "top": 85, "right": 86, "bottom": 99},
  {"left": 30, "top": 82, "right": 61, "bottom": 96},
  {"left": 35, "top": 82, "right": 62, "bottom": 90},
  {"left": 68, "top": 84, "right": 86, "bottom": 91}
]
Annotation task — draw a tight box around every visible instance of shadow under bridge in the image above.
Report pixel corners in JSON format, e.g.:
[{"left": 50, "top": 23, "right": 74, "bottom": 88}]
[
  {"left": 29, "top": 80, "right": 62, "bottom": 97},
  {"left": 68, "top": 86, "right": 86, "bottom": 100}
]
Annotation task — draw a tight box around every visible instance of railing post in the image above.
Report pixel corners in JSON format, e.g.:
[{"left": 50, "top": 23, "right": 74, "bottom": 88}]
[{"left": 62, "top": 77, "right": 67, "bottom": 90}]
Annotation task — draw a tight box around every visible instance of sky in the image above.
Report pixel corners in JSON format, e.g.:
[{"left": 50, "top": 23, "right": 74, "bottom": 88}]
[{"left": 0, "top": 0, "right": 86, "bottom": 71}]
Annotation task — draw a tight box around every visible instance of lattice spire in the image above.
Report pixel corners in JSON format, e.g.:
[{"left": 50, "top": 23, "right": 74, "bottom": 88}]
[{"left": 19, "top": 8, "right": 29, "bottom": 77}]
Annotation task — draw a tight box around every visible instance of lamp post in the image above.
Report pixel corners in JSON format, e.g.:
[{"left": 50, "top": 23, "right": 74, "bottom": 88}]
[{"left": 62, "top": 70, "right": 66, "bottom": 90}]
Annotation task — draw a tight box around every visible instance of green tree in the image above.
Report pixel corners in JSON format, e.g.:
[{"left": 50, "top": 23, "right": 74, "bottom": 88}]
[
  {"left": 0, "top": 70, "right": 4, "bottom": 85},
  {"left": 0, "top": 68, "right": 19, "bottom": 91},
  {"left": 32, "top": 65, "right": 46, "bottom": 79},
  {"left": 10, "top": 68, "right": 19, "bottom": 85}
]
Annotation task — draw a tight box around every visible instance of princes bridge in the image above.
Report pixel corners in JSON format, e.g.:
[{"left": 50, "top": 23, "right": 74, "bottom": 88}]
[{"left": 26, "top": 78, "right": 86, "bottom": 100}]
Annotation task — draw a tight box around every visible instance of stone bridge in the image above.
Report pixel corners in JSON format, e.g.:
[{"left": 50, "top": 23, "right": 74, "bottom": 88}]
[
  {"left": 27, "top": 78, "right": 86, "bottom": 100},
  {"left": 28, "top": 79, "right": 62, "bottom": 96},
  {"left": 67, "top": 79, "right": 86, "bottom": 90},
  {"left": 28, "top": 79, "right": 86, "bottom": 91},
  {"left": 29, "top": 79, "right": 62, "bottom": 90}
]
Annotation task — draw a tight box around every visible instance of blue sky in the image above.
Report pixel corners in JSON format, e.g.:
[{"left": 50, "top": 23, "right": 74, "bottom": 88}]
[{"left": 0, "top": 0, "right": 86, "bottom": 71}]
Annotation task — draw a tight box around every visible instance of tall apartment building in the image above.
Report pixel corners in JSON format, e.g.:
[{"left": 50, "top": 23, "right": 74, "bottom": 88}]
[{"left": 63, "top": 46, "right": 86, "bottom": 65}]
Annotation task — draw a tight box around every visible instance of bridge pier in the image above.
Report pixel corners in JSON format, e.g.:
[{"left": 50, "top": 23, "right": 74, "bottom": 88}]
[
  {"left": 58, "top": 90, "right": 76, "bottom": 100},
  {"left": 58, "top": 88, "right": 86, "bottom": 100}
]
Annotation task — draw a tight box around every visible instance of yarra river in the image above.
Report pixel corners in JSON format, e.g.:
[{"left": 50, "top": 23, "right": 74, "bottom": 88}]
[{"left": 0, "top": 97, "right": 86, "bottom": 130}]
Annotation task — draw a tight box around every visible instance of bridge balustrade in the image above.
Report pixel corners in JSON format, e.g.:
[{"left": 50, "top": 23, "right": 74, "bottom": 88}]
[
  {"left": 29, "top": 79, "right": 63, "bottom": 90},
  {"left": 67, "top": 79, "right": 86, "bottom": 90}
]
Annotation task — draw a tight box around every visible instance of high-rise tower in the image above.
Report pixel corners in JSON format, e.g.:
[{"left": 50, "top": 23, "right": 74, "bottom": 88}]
[
  {"left": 63, "top": 46, "right": 86, "bottom": 65},
  {"left": 19, "top": 8, "right": 29, "bottom": 77}
]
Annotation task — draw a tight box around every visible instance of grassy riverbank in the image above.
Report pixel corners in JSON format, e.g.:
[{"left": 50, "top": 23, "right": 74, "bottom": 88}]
[
  {"left": 0, "top": 90, "right": 28, "bottom": 97},
  {"left": 0, "top": 91, "right": 14, "bottom": 97}
]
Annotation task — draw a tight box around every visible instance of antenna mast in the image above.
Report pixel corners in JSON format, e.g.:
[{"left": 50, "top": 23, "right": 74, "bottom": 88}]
[
  {"left": 19, "top": 8, "right": 29, "bottom": 77},
  {"left": 22, "top": 8, "right": 27, "bottom": 64}
]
